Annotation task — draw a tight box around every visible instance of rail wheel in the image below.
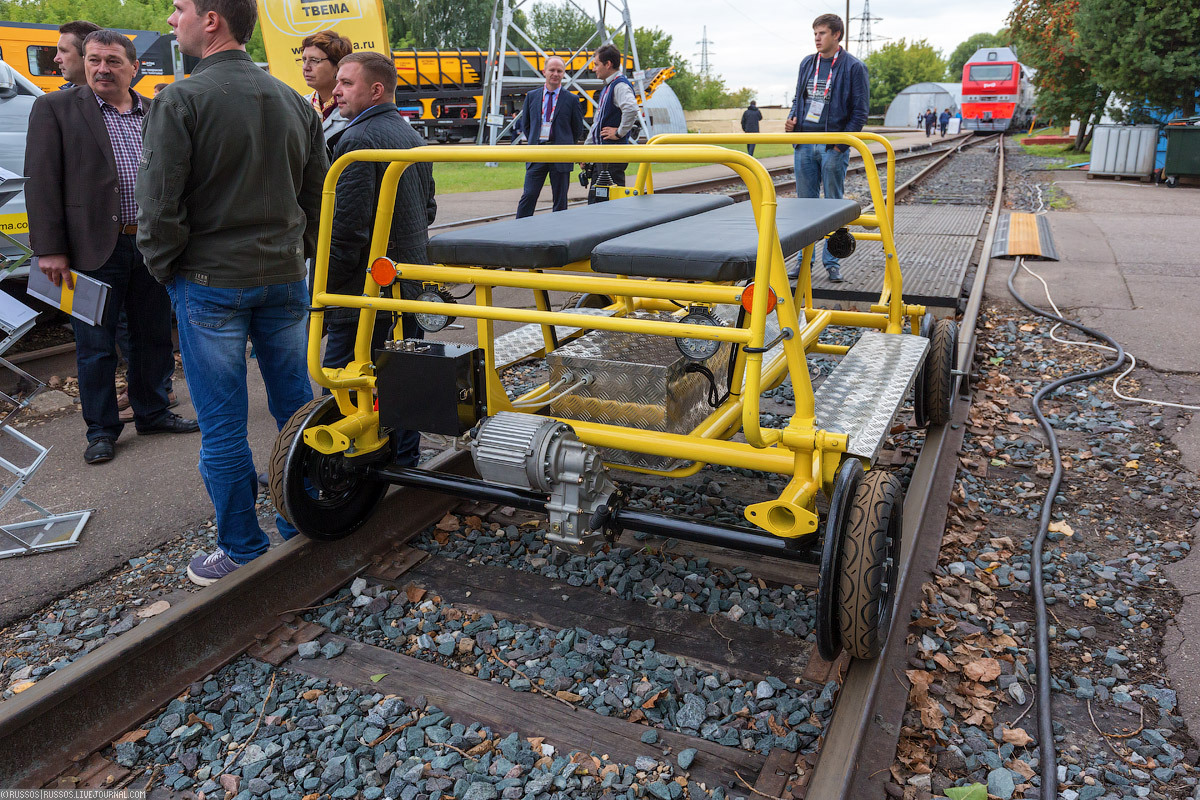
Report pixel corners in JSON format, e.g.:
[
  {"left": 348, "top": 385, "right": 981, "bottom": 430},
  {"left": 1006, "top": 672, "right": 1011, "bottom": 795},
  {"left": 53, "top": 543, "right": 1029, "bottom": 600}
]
[
  {"left": 268, "top": 396, "right": 389, "bottom": 541},
  {"left": 914, "top": 315, "right": 958, "bottom": 427},
  {"left": 816, "top": 458, "right": 862, "bottom": 662},
  {"left": 838, "top": 469, "right": 903, "bottom": 660}
]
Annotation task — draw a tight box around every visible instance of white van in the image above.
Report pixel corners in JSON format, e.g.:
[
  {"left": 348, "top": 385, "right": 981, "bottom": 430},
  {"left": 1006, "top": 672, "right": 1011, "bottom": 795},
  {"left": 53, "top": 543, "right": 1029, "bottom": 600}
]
[{"left": 0, "top": 59, "right": 42, "bottom": 279}]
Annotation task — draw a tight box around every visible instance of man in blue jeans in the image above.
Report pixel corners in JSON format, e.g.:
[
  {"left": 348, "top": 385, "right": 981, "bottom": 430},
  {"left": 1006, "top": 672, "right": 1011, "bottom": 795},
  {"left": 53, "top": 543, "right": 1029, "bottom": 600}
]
[
  {"left": 136, "top": 0, "right": 328, "bottom": 585},
  {"left": 785, "top": 13, "right": 869, "bottom": 283}
]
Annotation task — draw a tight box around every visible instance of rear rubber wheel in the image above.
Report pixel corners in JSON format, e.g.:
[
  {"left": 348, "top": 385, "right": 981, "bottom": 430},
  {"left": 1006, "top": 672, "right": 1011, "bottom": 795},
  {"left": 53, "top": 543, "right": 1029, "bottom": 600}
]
[
  {"left": 838, "top": 469, "right": 903, "bottom": 660},
  {"left": 816, "top": 458, "right": 862, "bottom": 663},
  {"left": 268, "top": 396, "right": 389, "bottom": 541},
  {"left": 916, "top": 317, "right": 957, "bottom": 427}
]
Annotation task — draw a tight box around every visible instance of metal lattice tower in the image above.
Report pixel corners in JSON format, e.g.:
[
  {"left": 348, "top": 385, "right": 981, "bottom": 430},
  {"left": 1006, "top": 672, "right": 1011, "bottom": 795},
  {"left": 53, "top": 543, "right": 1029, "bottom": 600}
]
[
  {"left": 850, "top": 0, "right": 886, "bottom": 58},
  {"left": 696, "top": 26, "right": 714, "bottom": 77},
  {"left": 478, "top": 0, "right": 650, "bottom": 149}
]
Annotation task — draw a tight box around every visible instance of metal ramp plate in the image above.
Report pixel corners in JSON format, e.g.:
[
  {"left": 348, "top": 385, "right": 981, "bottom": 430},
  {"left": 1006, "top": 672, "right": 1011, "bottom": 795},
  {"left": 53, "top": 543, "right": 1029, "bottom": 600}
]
[
  {"left": 493, "top": 307, "right": 618, "bottom": 369},
  {"left": 813, "top": 331, "right": 928, "bottom": 461},
  {"left": 811, "top": 204, "right": 987, "bottom": 308}
]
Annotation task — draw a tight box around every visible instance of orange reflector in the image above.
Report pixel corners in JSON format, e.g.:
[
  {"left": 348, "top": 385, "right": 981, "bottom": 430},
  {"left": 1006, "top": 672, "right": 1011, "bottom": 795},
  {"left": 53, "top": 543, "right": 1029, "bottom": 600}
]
[
  {"left": 741, "top": 284, "right": 777, "bottom": 314},
  {"left": 370, "top": 257, "right": 397, "bottom": 287}
]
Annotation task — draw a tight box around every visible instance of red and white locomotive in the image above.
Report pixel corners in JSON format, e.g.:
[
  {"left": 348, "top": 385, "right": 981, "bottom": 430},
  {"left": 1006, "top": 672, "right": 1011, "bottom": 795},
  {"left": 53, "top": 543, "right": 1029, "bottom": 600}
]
[{"left": 960, "top": 46, "right": 1035, "bottom": 132}]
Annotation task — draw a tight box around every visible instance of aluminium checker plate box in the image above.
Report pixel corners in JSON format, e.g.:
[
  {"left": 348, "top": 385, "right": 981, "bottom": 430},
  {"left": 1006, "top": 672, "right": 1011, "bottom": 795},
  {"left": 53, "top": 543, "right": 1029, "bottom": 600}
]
[{"left": 547, "top": 313, "right": 733, "bottom": 471}]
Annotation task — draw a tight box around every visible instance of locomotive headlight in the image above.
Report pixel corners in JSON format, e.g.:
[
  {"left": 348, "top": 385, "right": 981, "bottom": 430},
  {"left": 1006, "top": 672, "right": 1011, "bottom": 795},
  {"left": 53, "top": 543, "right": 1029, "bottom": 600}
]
[
  {"left": 675, "top": 308, "right": 723, "bottom": 361},
  {"left": 414, "top": 287, "right": 457, "bottom": 333}
]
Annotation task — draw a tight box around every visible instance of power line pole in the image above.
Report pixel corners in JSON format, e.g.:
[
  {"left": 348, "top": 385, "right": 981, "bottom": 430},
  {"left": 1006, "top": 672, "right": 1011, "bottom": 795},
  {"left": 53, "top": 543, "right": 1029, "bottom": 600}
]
[
  {"left": 696, "top": 26, "right": 714, "bottom": 77},
  {"left": 850, "top": 0, "right": 885, "bottom": 57}
]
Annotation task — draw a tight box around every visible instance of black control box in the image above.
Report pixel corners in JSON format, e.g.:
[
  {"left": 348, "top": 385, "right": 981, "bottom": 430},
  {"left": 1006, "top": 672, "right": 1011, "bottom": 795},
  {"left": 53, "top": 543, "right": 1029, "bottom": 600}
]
[{"left": 375, "top": 341, "right": 485, "bottom": 436}]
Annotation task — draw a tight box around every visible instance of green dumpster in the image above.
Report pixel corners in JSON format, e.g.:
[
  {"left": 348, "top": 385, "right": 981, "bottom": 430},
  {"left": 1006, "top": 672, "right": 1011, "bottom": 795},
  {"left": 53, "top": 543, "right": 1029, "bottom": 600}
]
[{"left": 1165, "top": 122, "right": 1200, "bottom": 178}]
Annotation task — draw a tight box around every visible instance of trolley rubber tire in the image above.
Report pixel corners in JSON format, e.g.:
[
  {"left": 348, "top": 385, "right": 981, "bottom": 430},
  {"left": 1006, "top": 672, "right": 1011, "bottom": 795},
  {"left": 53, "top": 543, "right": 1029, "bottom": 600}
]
[
  {"left": 572, "top": 293, "right": 614, "bottom": 309},
  {"left": 838, "top": 469, "right": 904, "bottom": 660},
  {"left": 918, "top": 317, "right": 958, "bottom": 427},
  {"left": 268, "top": 396, "right": 389, "bottom": 541},
  {"left": 913, "top": 313, "right": 935, "bottom": 428},
  {"left": 816, "top": 458, "right": 863, "bottom": 663}
]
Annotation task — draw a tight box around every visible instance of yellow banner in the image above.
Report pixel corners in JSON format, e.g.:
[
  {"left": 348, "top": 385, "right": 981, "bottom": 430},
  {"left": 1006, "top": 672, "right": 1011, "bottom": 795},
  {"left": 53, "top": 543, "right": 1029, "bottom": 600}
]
[
  {"left": 256, "top": 0, "right": 391, "bottom": 95},
  {"left": 0, "top": 213, "right": 29, "bottom": 235}
]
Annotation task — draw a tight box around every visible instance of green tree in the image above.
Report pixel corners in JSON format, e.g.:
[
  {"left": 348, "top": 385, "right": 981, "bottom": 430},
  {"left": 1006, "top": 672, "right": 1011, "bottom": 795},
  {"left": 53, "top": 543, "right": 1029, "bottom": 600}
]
[
  {"left": 1076, "top": 0, "right": 1200, "bottom": 119},
  {"left": 0, "top": 0, "right": 173, "bottom": 31},
  {"left": 1008, "top": 0, "right": 1107, "bottom": 150},
  {"left": 863, "top": 39, "right": 945, "bottom": 116},
  {"left": 945, "top": 30, "right": 1009, "bottom": 81},
  {"left": 527, "top": 1, "right": 595, "bottom": 51}
]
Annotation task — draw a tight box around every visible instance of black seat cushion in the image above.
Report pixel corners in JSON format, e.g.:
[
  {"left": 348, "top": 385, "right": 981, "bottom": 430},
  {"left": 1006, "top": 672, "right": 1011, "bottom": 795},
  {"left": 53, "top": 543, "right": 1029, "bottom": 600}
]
[
  {"left": 427, "top": 194, "right": 734, "bottom": 269},
  {"left": 591, "top": 197, "right": 862, "bottom": 281}
]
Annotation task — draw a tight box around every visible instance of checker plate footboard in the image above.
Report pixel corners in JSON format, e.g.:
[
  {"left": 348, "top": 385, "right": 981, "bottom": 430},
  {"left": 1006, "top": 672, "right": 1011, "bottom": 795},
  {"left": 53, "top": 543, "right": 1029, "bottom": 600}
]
[{"left": 812, "top": 332, "right": 929, "bottom": 461}]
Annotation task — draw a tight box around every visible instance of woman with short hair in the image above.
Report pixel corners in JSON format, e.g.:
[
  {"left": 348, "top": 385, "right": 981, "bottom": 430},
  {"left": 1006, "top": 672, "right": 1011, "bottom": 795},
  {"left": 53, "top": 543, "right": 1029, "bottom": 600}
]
[{"left": 299, "top": 30, "right": 353, "bottom": 144}]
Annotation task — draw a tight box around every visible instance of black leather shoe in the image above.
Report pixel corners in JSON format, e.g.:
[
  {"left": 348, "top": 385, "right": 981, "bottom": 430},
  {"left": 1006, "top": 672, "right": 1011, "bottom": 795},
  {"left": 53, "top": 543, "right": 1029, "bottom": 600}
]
[
  {"left": 137, "top": 412, "right": 201, "bottom": 435},
  {"left": 84, "top": 438, "right": 115, "bottom": 464}
]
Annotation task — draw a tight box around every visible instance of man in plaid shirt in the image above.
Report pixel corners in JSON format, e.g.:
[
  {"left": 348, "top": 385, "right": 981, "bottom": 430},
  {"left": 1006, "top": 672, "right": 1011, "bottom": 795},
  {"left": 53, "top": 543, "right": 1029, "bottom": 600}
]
[{"left": 25, "top": 30, "right": 198, "bottom": 466}]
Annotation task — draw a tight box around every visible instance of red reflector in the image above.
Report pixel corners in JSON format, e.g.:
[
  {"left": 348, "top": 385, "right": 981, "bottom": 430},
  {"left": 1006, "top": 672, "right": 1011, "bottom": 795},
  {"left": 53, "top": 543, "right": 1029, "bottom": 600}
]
[
  {"left": 741, "top": 283, "right": 777, "bottom": 314},
  {"left": 370, "top": 257, "right": 397, "bottom": 287}
]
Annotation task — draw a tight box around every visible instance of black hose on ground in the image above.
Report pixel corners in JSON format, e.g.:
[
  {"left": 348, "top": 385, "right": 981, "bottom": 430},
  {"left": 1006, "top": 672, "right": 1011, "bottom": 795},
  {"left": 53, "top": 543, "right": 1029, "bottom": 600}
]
[{"left": 1006, "top": 257, "right": 1127, "bottom": 800}]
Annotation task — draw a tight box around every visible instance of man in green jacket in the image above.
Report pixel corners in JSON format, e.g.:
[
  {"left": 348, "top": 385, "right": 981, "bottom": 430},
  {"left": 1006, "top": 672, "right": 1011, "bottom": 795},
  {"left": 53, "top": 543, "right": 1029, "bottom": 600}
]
[{"left": 135, "top": 0, "right": 329, "bottom": 586}]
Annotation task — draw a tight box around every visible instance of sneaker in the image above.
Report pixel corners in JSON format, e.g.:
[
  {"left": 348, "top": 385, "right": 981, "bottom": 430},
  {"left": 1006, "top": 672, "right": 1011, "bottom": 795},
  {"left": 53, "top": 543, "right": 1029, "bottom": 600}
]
[
  {"left": 186, "top": 548, "right": 242, "bottom": 586},
  {"left": 827, "top": 268, "right": 845, "bottom": 283}
]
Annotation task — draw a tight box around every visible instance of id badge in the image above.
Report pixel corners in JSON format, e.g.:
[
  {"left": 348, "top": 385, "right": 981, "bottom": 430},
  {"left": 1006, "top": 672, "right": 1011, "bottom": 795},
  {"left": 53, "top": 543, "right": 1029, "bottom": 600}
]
[
  {"left": 539, "top": 127, "right": 550, "bottom": 141},
  {"left": 805, "top": 99, "right": 825, "bottom": 124}
]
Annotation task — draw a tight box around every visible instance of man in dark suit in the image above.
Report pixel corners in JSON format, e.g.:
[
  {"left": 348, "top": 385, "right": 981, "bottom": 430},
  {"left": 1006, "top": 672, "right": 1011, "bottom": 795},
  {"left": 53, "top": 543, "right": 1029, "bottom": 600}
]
[
  {"left": 515, "top": 56, "right": 586, "bottom": 218},
  {"left": 25, "top": 30, "right": 197, "bottom": 465}
]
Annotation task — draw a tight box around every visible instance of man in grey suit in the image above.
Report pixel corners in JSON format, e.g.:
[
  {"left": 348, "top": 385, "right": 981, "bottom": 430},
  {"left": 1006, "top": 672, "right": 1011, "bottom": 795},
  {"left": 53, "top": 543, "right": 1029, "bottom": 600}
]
[{"left": 515, "top": 56, "right": 586, "bottom": 218}]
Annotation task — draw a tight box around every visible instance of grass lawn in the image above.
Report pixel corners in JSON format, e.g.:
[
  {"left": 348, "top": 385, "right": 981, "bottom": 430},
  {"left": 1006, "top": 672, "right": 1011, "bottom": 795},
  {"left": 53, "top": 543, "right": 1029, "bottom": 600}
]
[
  {"left": 1019, "top": 141, "right": 1092, "bottom": 169},
  {"left": 431, "top": 142, "right": 799, "bottom": 194}
]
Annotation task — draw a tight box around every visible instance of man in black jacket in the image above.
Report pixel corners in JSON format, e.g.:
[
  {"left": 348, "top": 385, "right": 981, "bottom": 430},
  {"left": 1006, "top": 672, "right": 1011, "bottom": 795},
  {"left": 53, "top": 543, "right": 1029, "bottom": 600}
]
[
  {"left": 325, "top": 50, "right": 436, "bottom": 466},
  {"left": 740, "top": 100, "right": 763, "bottom": 156}
]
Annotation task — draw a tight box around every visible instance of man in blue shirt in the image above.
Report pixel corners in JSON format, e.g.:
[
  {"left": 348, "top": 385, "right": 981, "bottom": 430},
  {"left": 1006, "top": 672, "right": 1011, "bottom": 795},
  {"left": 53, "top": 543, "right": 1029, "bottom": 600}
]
[{"left": 785, "top": 13, "right": 869, "bottom": 283}]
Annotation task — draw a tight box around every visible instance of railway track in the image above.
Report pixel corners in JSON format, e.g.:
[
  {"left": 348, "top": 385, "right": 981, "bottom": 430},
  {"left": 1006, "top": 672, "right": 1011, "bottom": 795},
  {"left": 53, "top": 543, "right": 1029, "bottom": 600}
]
[{"left": 0, "top": 136, "right": 1006, "bottom": 799}]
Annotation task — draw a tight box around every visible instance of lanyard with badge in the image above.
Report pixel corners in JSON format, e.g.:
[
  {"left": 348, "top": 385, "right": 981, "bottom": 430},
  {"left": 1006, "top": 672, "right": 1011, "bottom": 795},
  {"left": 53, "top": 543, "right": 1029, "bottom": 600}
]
[
  {"left": 540, "top": 90, "right": 557, "bottom": 140},
  {"left": 804, "top": 49, "right": 839, "bottom": 124}
]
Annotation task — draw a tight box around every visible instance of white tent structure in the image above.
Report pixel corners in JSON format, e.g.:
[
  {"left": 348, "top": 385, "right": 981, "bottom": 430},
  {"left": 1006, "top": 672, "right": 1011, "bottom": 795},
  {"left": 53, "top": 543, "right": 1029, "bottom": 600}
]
[
  {"left": 640, "top": 82, "right": 688, "bottom": 138},
  {"left": 884, "top": 82, "right": 962, "bottom": 128}
]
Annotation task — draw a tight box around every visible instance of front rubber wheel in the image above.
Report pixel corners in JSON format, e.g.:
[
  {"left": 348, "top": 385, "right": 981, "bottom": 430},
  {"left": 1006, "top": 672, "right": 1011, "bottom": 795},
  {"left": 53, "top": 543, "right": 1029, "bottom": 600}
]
[
  {"left": 916, "top": 317, "right": 958, "bottom": 427},
  {"left": 816, "top": 458, "right": 862, "bottom": 663},
  {"left": 838, "top": 469, "right": 903, "bottom": 660},
  {"left": 268, "top": 396, "right": 389, "bottom": 541}
]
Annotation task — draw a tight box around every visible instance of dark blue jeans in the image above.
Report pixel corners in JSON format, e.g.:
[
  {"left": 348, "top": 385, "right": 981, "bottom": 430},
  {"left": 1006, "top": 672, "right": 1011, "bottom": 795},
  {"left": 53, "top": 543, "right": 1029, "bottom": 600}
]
[
  {"left": 322, "top": 281, "right": 422, "bottom": 467},
  {"left": 73, "top": 233, "right": 173, "bottom": 443},
  {"left": 517, "top": 164, "right": 570, "bottom": 218},
  {"left": 168, "top": 277, "right": 313, "bottom": 563},
  {"left": 793, "top": 144, "right": 851, "bottom": 273}
]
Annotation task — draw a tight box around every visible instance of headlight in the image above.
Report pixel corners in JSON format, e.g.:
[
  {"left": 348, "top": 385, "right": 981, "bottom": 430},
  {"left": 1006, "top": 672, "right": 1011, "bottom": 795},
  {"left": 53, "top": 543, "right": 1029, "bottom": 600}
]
[
  {"left": 675, "top": 308, "right": 722, "bottom": 361},
  {"left": 414, "top": 287, "right": 457, "bottom": 333}
]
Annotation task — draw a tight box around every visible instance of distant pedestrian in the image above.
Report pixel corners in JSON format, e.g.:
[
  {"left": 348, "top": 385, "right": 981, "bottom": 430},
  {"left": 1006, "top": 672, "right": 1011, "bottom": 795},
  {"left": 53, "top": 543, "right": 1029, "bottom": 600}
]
[
  {"left": 784, "top": 13, "right": 868, "bottom": 283},
  {"left": 137, "top": 0, "right": 328, "bottom": 585},
  {"left": 924, "top": 108, "right": 935, "bottom": 137},
  {"left": 938, "top": 108, "right": 950, "bottom": 137},
  {"left": 740, "top": 100, "right": 763, "bottom": 156},
  {"left": 916, "top": 110, "right": 924, "bottom": 129},
  {"left": 25, "top": 30, "right": 199, "bottom": 465}
]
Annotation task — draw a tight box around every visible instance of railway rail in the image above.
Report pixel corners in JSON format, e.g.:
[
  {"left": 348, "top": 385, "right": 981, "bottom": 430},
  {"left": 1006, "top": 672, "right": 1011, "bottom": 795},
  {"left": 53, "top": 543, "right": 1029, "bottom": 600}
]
[{"left": 0, "top": 136, "right": 1006, "bottom": 799}]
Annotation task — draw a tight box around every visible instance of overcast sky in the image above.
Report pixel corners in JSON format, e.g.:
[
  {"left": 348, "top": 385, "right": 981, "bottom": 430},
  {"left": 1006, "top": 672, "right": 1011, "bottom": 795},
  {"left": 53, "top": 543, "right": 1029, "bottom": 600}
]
[{"left": 630, "top": 0, "right": 1014, "bottom": 105}]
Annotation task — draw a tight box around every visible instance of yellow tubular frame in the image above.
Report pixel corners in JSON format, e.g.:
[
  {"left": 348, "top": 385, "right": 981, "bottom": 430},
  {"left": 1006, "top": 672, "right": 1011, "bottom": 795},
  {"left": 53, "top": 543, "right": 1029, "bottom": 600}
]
[{"left": 305, "top": 135, "right": 919, "bottom": 538}]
